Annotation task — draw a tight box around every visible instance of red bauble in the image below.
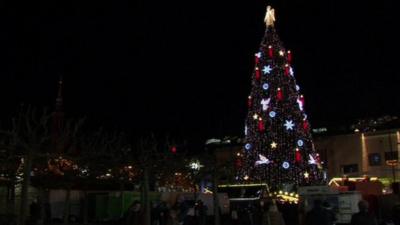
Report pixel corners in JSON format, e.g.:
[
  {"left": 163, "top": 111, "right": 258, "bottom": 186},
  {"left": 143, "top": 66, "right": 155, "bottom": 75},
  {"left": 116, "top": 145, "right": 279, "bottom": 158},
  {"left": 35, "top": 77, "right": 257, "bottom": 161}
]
[
  {"left": 255, "top": 67, "right": 261, "bottom": 80},
  {"left": 277, "top": 88, "right": 283, "bottom": 101},
  {"left": 287, "top": 51, "right": 292, "bottom": 63},
  {"left": 303, "top": 121, "right": 310, "bottom": 131},
  {"left": 258, "top": 119, "right": 265, "bottom": 132},
  {"left": 235, "top": 159, "right": 242, "bottom": 168},
  {"left": 284, "top": 64, "right": 290, "bottom": 76},
  {"left": 268, "top": 45, "right": 273, "bottom": 58},
  {"left": 295, "top": 149, "right": 302, "bottom": 162}
]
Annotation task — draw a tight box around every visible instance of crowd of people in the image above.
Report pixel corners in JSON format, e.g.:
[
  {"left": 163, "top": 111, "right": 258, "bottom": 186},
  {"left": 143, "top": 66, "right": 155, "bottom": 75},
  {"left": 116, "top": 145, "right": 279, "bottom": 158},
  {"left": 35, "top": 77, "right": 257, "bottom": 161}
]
[
  {"left": 121, "top": 198, "right": 400, "bottom": 225},
  {"left": 122, "top": 199, "right": 209, "bottom": 225},
  {"left": 20, "top": 195, "right": 400, "bottom": 225}
]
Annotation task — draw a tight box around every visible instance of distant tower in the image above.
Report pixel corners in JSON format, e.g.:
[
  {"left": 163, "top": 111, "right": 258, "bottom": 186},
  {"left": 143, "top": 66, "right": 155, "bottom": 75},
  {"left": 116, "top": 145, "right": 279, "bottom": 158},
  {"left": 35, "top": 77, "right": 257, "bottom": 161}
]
[{"left": 52, "top": 76, "right": 65, "bottom": 153}]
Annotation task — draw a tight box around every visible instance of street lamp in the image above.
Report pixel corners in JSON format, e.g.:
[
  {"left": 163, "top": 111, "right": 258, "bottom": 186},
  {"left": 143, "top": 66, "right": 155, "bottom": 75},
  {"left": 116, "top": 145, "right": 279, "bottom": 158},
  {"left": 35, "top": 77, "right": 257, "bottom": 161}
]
[
  {"left": 188, "top": 160, "right": 203, "bottom": 200},
  {"left": 189, "top": 161, "right": 204, "bottom": 171}
]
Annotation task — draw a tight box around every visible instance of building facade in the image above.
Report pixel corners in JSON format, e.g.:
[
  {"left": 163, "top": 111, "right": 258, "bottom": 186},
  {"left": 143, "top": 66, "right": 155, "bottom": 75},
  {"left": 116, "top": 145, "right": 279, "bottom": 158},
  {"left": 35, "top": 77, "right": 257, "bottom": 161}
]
[{"left": 314, "top": 129, "right": 400, "bottom": 181}]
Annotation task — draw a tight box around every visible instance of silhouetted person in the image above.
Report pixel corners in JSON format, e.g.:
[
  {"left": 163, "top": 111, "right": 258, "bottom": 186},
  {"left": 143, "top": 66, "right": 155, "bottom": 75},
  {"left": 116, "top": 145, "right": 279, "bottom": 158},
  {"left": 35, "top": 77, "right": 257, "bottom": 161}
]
[
  {"left": 305, "top": 199, "right": 333, "bottom": 225},
  {"left": 195, "top": 200, "right": 207, "bottom": 225},
  {"left": 29, "top": 199, "right": 40, "bottom": 225},
  {"left": 393, "top": 201, "right": 400, "bottom": 225},
  {"left": 350, "top": 200, "right": 377, "bottom": 225},
  {"left": 322, "top": 201, "right": 336, "bottom": 225},
  {"left": 230, "top": 205, "right": 239, "bottom": 225},
  {"left": 262, "top": 200, "right": 285, "bottom": 225}
]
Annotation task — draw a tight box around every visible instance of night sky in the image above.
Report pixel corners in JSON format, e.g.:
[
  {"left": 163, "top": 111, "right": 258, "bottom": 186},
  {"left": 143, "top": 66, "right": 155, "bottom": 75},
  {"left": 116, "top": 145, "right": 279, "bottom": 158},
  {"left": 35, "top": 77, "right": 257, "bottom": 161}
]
[{"left": 0, "top": 1, "right": 398, "bottom": 144}]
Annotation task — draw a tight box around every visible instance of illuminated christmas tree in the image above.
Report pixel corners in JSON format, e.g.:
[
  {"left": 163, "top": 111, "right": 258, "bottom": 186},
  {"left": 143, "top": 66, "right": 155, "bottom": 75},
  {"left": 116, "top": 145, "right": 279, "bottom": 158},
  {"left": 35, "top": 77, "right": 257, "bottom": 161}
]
[{"left": 239, "top": 6, "right": 323, "bottom": 190}]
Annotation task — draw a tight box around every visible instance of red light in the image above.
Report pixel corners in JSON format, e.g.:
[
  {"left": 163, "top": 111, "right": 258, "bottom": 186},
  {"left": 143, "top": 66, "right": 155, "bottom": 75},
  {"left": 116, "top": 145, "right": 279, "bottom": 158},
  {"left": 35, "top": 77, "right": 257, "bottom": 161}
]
[{"left": 171, "top": 146, "right": 177, "bottom": 154}]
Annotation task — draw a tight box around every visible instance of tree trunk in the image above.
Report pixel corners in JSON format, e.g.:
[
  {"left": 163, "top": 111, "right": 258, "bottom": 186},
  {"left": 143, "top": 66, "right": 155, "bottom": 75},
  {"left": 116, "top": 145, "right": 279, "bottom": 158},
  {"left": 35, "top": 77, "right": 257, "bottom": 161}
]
[
  {"left": 37, "top": 187, "right": 46, "bottom": 225},
  {"left": 119, "top": 181, "right": 124, "bottom": 217},
  {"left": 7, "top": 177, "right": 16, "bottom": 215},
  {"left": 143, "top": 167, "right": 151, "bottom": 225},
  {"left": 213, "top": 171, "right": 220, "bottom": 225},
  {"left": 83, "top": 188, "right": 89, "bottom": 225},
  {"left": 63, "top": 188, "right": 71, "bottom": 225},
  {"left": 19, "top": 152, "right": 33, "bottom": 225}
]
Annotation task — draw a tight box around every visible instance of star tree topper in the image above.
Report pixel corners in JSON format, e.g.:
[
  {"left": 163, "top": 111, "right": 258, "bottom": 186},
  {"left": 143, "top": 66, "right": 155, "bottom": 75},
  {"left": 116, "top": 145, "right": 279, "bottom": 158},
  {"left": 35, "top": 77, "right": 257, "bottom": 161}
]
[{"left": 264, "top": 6, "right": 276, "bottom": 27}]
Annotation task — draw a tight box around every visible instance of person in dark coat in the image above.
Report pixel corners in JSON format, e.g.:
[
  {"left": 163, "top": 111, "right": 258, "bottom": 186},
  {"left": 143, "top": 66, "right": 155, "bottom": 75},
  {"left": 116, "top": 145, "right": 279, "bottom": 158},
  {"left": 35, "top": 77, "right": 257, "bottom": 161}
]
[
  {"left": 322, "top": 201, "right": 336, "bottom": 225},
  {"left": 392, "top": 202, "right": 400, "bottom": 225},
  {"left": 29, "top": 199, "right": 41, "bottom": 225},
  {"left": 305, "top": 199, "right": 333, "bottom": 225},
  {"left": 350, "top": 200, "right": 377, "bottom": 225}
]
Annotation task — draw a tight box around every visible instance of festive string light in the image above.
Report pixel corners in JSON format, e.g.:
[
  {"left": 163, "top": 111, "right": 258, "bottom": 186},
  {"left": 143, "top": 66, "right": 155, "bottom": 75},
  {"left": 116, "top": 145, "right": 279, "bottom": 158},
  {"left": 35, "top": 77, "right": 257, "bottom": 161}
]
[
  {"left": 297, "top": 140, "right": 304, "bottom": 147},
  {"left": 269, "top": 111, "right": 276, "bottom": 118},
  {"left": 282, "top": 161, "right": 290, "bottom": 169}
]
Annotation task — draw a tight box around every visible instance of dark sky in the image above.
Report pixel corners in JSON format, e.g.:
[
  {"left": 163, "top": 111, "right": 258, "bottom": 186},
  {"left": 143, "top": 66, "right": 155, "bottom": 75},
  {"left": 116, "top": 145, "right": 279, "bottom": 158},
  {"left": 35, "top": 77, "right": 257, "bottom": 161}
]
[{"left": 0, "top": 1, "right": 398, "bottom": 143}]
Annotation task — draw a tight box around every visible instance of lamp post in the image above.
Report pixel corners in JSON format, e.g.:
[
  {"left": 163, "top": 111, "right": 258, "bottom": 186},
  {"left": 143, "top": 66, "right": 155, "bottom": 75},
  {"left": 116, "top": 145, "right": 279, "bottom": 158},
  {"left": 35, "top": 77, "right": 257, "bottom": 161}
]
[
  {"left": 388, "top": 133, "right": 397, "bottom": 183},
  {"left": 188, "top": 160, "right": 203, "bottom": 201}
]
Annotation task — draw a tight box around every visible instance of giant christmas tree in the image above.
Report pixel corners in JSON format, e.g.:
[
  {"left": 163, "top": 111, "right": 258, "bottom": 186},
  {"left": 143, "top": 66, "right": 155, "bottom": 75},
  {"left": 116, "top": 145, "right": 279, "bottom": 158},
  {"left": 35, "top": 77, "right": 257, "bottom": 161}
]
[{"left": 239, "top": 6, "right": 323, "bottom": 190}]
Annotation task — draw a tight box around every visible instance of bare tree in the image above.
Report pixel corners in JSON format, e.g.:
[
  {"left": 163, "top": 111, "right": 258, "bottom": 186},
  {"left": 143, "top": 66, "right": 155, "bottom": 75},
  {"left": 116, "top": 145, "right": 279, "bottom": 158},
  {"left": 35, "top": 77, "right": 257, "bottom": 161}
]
[
  {"left": 0, "top": 105, "right": 85, "bottom": 225},
  {"left": 78, "top": 128, "right": 131, "bottom": 224},
  {"left": 0, "top": 106, "right": 52, "bottom": 225}
]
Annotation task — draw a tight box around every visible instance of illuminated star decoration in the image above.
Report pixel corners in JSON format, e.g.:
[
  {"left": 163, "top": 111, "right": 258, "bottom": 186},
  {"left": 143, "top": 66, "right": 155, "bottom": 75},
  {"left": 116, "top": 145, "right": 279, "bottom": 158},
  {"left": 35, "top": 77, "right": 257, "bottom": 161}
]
[
  {"left": 263, "top": 65, "right": 272, "bottom": 74},
  {"left": 255, "top": 154, "right": 271, "bottom": 166},
  {"left": 271, "top": 142, "right": 277, "bottom": 149},
  {"left": 284, "top": 120, "right": 295, "bottom": 130},
  {"left": 261, "top": 98, "right": 271, "bottom": 111},
  {"left": 304, "top": 171, "right": 310, "bottom": 178},
  {"left": 253, "top": 113, "right": 259, "bottom": 120}
]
